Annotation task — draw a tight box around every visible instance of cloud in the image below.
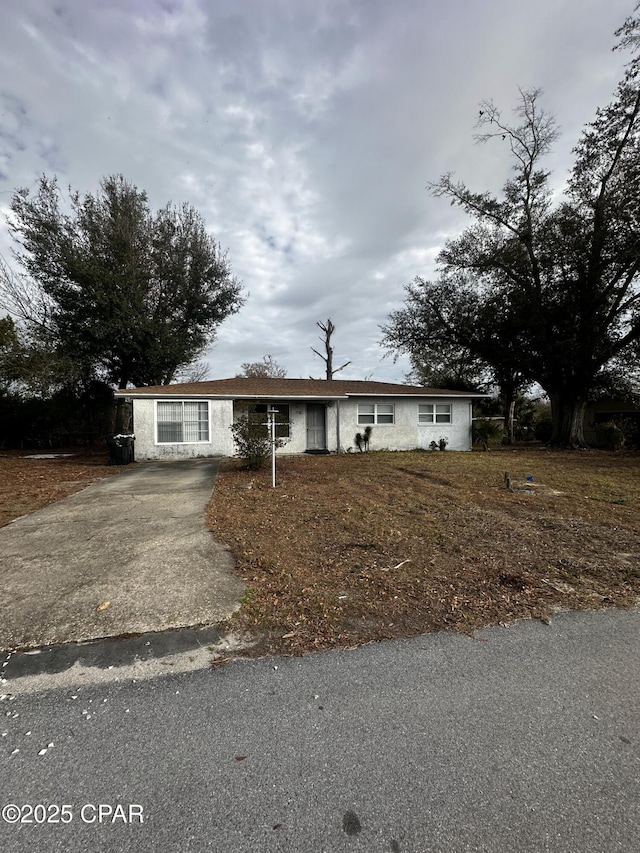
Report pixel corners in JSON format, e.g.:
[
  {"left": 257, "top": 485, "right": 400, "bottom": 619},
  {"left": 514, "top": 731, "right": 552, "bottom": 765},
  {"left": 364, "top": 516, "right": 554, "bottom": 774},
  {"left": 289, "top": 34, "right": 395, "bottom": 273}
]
[{"left": 0, "top": 0, "right": 633, "bottom": 382}]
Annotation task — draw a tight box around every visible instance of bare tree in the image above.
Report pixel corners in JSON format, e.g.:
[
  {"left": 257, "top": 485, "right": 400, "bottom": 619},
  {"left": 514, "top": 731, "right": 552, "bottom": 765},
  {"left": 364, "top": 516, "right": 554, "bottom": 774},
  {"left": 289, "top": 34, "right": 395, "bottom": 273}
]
[
  {"left": 238, "top": 354, "right": 287, "bottom": 378},
  {"left": 311, "top": 319, "right": 351, "bottom": 379},
  {"left": 0, "top": 252, "right": 53, "bottom": 334},
  {"left": 174, "top": 359, "right": 210, "bottom": 383}
]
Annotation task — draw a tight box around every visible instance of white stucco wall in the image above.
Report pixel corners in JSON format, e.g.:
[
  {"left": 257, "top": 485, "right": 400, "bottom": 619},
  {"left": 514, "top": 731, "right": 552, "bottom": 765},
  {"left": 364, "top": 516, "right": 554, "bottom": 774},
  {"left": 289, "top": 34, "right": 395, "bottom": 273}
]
[
  {"left": 131, "top": 395, "right": 474, "bottom": 460},
  {"left": 132, "top": 397, "right": 235, "bottom": 460},
  {"left": 231, "top": 397, "right": 472, "bottom": 454},
  {"left": 273, "top": 401, "right": 309, "bottom": 454},
  {"left": 231, "top": 401, "right": 326, "bottom": 455},
  {"left": 336, "top": 397, "right": 473, "bottom": 452}
]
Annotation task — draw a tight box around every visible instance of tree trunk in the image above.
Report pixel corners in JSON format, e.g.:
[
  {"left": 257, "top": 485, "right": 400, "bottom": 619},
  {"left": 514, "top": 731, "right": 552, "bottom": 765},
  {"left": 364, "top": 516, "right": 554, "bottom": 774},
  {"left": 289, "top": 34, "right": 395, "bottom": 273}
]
[
  {"left": 114, "top": 398, "right": 132, "bottom": 433},
  {"left": 549, "top": 392, "right": 587, "bottom": 448},
  {"left": 506, "top": 397, "right": 516, "bottom": 444},
  {"left": 114, "top": 376, "right": 132, "bottom": 434},
  {"left": 312, "top": 319, "right": 351, "bottom": 379},
  {"left": 502, "top": 393, "right": 516, "bottom": 445}
]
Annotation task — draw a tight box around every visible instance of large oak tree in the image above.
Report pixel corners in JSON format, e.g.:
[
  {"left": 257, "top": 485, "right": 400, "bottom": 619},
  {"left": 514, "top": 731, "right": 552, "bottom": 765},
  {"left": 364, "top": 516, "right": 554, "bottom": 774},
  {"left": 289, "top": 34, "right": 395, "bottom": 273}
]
[
  {"left": 4, "top": 175, "right": 244, "bottom": 394},
  {"left": 384, "top": 11, "right": 640, "bottom": 447}
]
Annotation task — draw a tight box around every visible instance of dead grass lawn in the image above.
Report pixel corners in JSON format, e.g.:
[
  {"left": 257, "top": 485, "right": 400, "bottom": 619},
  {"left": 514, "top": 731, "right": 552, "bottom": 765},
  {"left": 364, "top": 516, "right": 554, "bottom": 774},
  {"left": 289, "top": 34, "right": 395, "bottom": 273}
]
[
  {"left": 0, "top": 450, "right": 125, "bottom": 527},
  {"left": 207, "top": 449, "right": 640, "bottom": 657}
]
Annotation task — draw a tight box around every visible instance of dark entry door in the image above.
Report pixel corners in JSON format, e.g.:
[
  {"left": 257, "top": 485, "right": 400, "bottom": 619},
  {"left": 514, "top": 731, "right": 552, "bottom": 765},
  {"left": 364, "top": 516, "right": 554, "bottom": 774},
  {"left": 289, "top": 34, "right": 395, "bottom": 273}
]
[{"left": 306, "top": 404, "right": 326, "bottom": 450}]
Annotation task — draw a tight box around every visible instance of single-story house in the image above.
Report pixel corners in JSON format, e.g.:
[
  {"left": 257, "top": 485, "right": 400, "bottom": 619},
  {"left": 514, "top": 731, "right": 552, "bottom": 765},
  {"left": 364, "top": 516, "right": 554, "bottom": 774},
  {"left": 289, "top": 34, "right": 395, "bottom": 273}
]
[{"left": 115, "top": 378, "right": 486, "bottom": 460}]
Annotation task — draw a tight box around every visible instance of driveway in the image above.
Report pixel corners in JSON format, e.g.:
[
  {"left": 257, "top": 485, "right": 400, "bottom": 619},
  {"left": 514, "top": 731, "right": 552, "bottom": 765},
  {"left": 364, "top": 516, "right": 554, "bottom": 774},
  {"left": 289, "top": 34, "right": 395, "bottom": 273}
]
[{"left": 0, "top": 459, "right": 245, "bottom": 651}]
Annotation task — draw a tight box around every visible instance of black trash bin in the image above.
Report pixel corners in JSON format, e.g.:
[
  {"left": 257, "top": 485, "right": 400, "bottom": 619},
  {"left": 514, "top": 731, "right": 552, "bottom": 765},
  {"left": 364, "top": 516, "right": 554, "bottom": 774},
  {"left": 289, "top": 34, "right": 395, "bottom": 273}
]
[{"left": 106, "top": 434, "right": 135, "bottom": 465}]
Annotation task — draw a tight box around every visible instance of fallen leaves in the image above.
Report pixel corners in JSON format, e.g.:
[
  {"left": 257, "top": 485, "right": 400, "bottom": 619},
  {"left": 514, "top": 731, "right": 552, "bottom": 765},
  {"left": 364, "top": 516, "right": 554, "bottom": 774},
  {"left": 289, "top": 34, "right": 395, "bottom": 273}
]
[
  {"left": 540, "top": 578, "right": 575, "bottom": 594},
  {"left": 208, "top": 450, "right": 640, "bottom": 658},
  {"left": 0, "top": 451, "right": 124, "bottom": 528}
]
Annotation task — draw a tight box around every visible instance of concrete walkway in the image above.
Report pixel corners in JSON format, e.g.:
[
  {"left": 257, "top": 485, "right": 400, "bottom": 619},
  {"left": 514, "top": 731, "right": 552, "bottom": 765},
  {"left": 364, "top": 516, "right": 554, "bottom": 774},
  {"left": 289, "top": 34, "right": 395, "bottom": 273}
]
[{"left": 0, "top": 459, "right": 245, "bottom": 651}]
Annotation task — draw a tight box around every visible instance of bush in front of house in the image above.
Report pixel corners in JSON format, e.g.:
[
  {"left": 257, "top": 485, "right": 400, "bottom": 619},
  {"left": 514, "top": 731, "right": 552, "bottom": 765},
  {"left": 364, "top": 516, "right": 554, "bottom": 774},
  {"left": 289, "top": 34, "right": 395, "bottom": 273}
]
[
  {"left": 428, "top": 437, "right": 448, "bottom": 451},
  {"left": 231, "top": 412, "right": 285, "bottom": 469},
  {"left": 354, "top": 425, "right": 372, "bottom": 452}
]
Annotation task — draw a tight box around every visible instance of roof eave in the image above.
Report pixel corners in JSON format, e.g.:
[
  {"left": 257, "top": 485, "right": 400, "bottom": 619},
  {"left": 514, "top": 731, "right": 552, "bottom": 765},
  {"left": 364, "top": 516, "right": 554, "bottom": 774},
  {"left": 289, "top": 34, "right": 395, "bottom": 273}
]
[
  {"left": 118, "top": 390, "right": 488, "bottom": 400},
  {"left": 118, "top": 392, "right": 349, "bottom": 401},
  {"left": 345, "top": 392, "right": 489, "bottom": 398}
]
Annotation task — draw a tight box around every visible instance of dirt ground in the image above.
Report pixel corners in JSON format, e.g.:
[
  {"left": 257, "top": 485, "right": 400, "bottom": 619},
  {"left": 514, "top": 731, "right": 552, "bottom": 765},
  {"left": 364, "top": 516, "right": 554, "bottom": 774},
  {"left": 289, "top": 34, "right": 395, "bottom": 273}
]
[
  {"left": 207, "top": 448, "right": 640, "bottom": 658},
  {"left": 0, "top": 450, "right": 126, "bottom": 528}
]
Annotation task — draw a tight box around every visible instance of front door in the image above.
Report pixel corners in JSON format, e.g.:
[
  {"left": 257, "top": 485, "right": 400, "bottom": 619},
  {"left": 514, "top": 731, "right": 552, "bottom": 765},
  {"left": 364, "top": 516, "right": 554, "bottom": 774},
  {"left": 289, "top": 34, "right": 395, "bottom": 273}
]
[{"left": 306, "top": 404, "right": 326, "bottom": 450}]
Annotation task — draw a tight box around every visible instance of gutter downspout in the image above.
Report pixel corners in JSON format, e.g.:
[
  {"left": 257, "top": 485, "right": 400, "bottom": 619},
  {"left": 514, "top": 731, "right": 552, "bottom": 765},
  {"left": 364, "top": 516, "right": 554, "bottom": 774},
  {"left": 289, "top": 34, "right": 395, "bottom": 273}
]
[{"left": 336, "top": 399, "right": 341, "bottom": 453}]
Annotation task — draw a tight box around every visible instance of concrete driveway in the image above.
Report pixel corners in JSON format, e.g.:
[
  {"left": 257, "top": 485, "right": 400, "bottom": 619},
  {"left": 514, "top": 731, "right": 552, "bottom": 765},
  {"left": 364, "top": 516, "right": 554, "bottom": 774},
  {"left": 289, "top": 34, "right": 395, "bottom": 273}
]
[{"left": 0, "top": 459, "right": 245, "bottom": 651}]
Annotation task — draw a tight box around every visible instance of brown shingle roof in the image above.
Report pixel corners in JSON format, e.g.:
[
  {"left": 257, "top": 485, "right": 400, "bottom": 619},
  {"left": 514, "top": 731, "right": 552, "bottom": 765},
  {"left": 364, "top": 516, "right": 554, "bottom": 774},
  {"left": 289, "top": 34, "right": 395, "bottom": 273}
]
[{"left": 117, "top": 378, "right": 485, "bottom": 398}]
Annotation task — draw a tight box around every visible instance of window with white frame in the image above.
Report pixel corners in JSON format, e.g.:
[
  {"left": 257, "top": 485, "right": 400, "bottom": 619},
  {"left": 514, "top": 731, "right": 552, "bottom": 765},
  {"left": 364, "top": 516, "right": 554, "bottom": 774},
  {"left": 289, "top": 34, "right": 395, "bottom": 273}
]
[
  {"left": 357, "top": 403, "right": 395, "bottom": 424},
  {"left": 157, "top": 401, "right": 209, "bottom": 443},
  {"left": 418, "top": 403, "right": 452, "bottom": 424}
]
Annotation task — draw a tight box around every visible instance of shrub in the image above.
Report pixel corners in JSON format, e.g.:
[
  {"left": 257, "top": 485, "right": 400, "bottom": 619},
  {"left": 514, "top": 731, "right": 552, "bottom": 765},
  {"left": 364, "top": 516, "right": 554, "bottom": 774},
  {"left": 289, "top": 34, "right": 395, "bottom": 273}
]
[
  {"left": 472, "top": 418, "right": 503, "bottom": 450},
  {"left": 534, "top": 411, "right": 553, "bottom": 443},
  {"left": 428, "top": 437, "right": 448, "bottom": 451},
  {"left": 354, "top": 425, "right": 373, "bottom": 452},
  {"left": 595, "top": 421, "right": 625, "bottom": 451},
  {"left": 231, "top": 412, "right": 285, "bottom": 469},
  {"left": 615, "top": 416, "right": 640, "bottom": 449}
]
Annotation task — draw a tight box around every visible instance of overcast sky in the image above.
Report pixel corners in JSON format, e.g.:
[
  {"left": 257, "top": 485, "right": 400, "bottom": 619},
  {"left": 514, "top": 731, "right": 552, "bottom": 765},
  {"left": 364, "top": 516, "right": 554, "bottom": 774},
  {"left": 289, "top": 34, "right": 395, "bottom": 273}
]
[{"left": 0, "top": 0, "right": 635, "bottom": 383}]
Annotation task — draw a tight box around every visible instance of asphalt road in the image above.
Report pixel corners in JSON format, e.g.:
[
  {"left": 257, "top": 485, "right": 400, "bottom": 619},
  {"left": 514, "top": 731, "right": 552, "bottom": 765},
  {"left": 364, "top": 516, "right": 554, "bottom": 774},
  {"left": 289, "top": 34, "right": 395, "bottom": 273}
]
[{"left": 1, "top": 609, "right": 639, "bottom": 853}]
